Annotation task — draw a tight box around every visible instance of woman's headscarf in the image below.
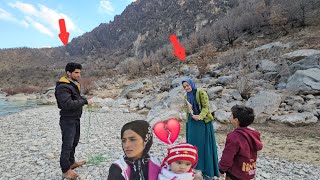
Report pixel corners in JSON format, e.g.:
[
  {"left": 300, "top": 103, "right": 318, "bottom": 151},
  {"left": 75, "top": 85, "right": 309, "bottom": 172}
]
[
  {"left": 182, "top": 79, "right": 198, "bottom": 91},
  {"left": 121, "top": 120, "right": 153, "bottom": 180},
  {"left": 182, "top": 79, "right": 200, "bottom": 115}
]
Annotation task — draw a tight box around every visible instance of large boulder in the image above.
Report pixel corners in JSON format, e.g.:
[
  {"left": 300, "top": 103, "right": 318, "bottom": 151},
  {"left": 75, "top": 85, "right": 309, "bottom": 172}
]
[
  {"left": 100, "top": 98, "right": 115, "bottom": 107},
  {"left": 36, "top": 87, "right": 56, "bottom": 105},
  {"left": 252, "top": 42, "right": 290, "bottom": 52},
  {"left": 246, "top": 91, "right": 282, "bottom": 123},
  {"left": 286, "top": 68, "right": 320, "bottom": 94},
  {"left": 259, "top": 60, "right": 277, "bottom": 73},
  {"left": 180, "top": 65, "right": 199, "bottom": 77},
  {"left": 217, "top": 76, "right": 233, "bottom": 85},
  {"left": 129, "top": 99, "right": 139, "bottom": 109},
  {"left": 200, "top": 77, "right": 218, "bottom": 85},
  {"left": 207, "top": 86, "right": 223, "bottom": 99},
  {"left": 137, "top": 93, "right": 168, "bottom": 110},
  {"left": 127, "top": 92, "right": 144, "bottom": 99},
  {"left": 214, "top": 110, "right": 231, "bottom": 123},
  {"left": 144, "top": 92, "right": 168, "bottom": 109},
  {"left": 112, "top": 98, "right": 127, "bottom": 108},
  {"left": 282, "top": 49, "right": 320, "bottom": 62},
  {"left": 289, "top": 54, "right": 320, "bottom": 73},
  {"left": 214, "top": 98, "right": 229, "bottom": 110},
  {"left": 270, "top": 112, "right": 318, "bottom": 126},
  {"left": 207, "top": 64, "right": 221, "bottom": 77},
  {"left": 119, "top": 81, "right": 144, "bottom": 98},
  {"left": 222, "top": 89, "right": 243, "bottom": 101},
  {"left": 284, "top": 96, "right": 304, "bottom": 106},
  {"left": 263, "top": 72, "right": 278, "bottom": 81},
  {"left": 92, "top": 97, "right": 115, "bottom": 107},
  {"left": 146, "top": 87, "right": 185, "bottom": 125},
  {"left": 209, "top": 101, "right": 218, "bottom": 113}
]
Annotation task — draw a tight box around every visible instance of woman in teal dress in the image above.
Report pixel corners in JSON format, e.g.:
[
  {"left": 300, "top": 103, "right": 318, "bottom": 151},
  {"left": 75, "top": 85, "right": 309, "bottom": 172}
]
[{"left": 182, "top": 78, "right": 219, "bottom": 179}]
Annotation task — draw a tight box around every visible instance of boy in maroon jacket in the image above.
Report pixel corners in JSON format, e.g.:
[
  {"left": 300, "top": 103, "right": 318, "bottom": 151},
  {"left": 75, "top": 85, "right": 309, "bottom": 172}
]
[{"left": 219, "top": 105, "right": 263, "bottom": 180}]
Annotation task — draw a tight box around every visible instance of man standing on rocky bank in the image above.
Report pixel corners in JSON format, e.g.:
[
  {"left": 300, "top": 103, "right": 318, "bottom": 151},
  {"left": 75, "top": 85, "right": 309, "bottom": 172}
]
[{"left": 55, "top": 62, "right": 93, "bottom": 179}]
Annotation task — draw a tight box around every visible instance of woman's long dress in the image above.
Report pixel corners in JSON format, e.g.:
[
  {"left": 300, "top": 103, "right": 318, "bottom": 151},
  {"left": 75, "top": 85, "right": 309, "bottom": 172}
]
[{"left": 186, "top": 108, "right": 220, "bottom": 177}]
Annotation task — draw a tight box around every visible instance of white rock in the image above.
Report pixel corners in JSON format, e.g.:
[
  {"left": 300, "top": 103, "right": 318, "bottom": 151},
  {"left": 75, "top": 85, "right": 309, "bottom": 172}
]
[
  {"left": 214, "top": 110, "right": 231, "bottom": 123},
  {"left": 45, "top": 153, "right": 55, "bottom": 159}
]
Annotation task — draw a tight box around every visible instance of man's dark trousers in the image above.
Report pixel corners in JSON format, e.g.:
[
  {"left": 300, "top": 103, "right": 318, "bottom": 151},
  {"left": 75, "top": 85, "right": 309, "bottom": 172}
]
[{"left": 59, "top": 117, "right": 80, "bottom": 173}]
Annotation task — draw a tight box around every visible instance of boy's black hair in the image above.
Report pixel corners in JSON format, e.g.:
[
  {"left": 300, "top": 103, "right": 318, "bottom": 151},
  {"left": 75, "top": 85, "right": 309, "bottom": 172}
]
[
  {"left": 65, "top": 62, "right": 82, "bottom": 73},
  {"left": 231, "top": 105, "right": 255, "bottom": 127}
]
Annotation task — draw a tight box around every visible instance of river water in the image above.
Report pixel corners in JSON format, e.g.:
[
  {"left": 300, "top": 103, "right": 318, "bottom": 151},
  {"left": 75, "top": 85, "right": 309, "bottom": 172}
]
[{"left": 0, "top": 97, "right": 38, "bottom": 117}]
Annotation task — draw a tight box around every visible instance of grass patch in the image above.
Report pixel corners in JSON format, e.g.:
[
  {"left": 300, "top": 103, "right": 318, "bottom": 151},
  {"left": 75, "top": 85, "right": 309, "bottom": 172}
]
[{"left": 87, "top": 154, "right": 107, "bottom": 166}]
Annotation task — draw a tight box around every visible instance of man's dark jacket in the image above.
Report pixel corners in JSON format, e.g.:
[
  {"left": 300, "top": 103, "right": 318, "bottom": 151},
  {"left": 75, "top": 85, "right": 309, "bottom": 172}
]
[{"left": 55, "top": 77, "right": 88, "bottom": 118}]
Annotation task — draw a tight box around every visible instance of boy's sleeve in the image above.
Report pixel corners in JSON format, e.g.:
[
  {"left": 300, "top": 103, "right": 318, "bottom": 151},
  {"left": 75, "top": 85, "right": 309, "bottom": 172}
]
[
  {"left": 198, "top": 90, "right": 210, "bottom": 119},
  {"left": 218, "top": 133, "right": 240, "bottom": 172}
]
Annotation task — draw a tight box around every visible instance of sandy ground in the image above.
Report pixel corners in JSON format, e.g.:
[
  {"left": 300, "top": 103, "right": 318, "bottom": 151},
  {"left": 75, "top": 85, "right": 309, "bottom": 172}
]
[{"left": 215, "top": 121, "right": 320, "bottom": 166}]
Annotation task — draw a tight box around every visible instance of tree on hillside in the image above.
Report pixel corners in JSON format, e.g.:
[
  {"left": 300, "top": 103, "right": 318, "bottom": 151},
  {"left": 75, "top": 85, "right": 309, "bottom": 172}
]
[
  {"left": 269, "top": 4, "right": 289, "bottom": 35},
  {"left": 151, "top": 61, "right": 160, "bottom": 75},
  {"left": 184, "top": 34, "right": 201, "bottom": 55},
  {"left": 215, "top": 15, "right": 239, "bottom": 47},
  {"left": 273, "top": 0, "right": 314, "bottom": 27},
  {"left": 127, "top": 58, "right": 143, "bottom": 78},
  {"left": 195, "top": 44, "right": 216, "bottom": 78},
  {"left": 282, "top": 0, "right": 311, "bottom": 27}
]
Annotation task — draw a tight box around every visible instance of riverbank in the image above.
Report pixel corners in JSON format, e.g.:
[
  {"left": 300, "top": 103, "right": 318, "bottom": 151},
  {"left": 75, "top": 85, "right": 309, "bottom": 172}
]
[
  {"left": 0, "top": 106, "right": 319, "bottom": 179},
  {"left": 0, "top": 97, "right": 38, "bottom": 117}
]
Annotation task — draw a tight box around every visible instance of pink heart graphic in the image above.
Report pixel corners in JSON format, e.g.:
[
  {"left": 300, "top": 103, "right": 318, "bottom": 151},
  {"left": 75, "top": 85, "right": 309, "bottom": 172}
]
[{"left": 153, "top": 118, "right": 180, "bottom": 144}]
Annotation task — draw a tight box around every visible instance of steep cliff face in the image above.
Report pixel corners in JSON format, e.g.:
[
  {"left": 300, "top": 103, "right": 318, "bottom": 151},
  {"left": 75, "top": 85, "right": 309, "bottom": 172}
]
[{"left": 66, "top": 0, "right": 233, "bottom": 56}]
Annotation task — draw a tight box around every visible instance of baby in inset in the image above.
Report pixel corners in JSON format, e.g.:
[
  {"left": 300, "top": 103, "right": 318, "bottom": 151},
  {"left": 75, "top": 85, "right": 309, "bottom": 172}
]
[{"left": 158, "top": 143, "right": 202, "bottom": 180}]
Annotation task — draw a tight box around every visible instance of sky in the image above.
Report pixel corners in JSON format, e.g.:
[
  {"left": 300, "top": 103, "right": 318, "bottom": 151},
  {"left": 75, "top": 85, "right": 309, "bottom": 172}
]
[{"left": 0, "top": 0, "right": 136, "bottom": 49}]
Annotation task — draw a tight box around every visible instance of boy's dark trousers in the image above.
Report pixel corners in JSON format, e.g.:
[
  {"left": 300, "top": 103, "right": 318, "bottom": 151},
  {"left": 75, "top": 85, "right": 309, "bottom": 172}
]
[{"left": 59, "top": 117, "right": 80, "bottom": 173}]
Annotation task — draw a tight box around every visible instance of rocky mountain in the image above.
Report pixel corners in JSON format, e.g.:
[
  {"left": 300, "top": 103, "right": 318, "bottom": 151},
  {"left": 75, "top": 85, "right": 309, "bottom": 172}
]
[
  {"left": 0, "top": 0, "right": 236, "bottom": 88},
  {"left": 66, "top": 0, "right": 234, "bottom": 57},
  {"left": 0, "top": 0, "right": 319, "bottom": 90}
]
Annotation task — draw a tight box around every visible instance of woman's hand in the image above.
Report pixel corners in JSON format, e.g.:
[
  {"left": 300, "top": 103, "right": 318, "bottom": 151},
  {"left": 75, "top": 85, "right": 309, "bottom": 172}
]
[
  {"left": 193, "top": 171, "right": 203, "bottom": 180},
  {"left": 192, "top": 115, "right": 202, "bottom": 121}
]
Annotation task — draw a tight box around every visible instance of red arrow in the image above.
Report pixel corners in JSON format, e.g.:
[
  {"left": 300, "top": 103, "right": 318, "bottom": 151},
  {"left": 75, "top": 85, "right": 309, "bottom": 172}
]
[
  {"left": 169, "top": 34, "right": 186, "bottom": 61},
  {"left": 58, "top": 19, "right": 69, "bottom": 45}
]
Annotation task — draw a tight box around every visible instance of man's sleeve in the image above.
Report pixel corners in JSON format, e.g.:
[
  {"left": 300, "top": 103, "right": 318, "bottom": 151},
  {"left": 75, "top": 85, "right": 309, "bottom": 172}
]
[
  {"left": 56, "top": 85, "right": 86, "bottom": 110},
  {"left": 81, "top": 96, "right": 88, "bottom": 105}
]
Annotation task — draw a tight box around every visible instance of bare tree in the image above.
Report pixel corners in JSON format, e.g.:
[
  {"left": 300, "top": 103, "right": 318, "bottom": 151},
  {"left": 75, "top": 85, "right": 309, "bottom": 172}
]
[
  {"left": 126, "top": 58, "right": 143, "bottom": 78},
  {"left": 80, "top": 78, "right": 97, "bottom": 95},
  {"left": 142, "top": 54, "right": 152, "bottom": 68},
  {"left": 236, "top": 76, "right": 254, "bottom": 100},
  {"left": 278, "top": 0, "right": 312, "bottom": 27},
  {"left": 195, "top": 55, "right": 209, "bottom": 78},
  {"left": 195, "top": 44, "right": 216, "bottom": 78},
  {"left": 212, "top": 24, "right": 225, "bottom": 50},
  {"left": 151, "top": 61, "right": 160, "bottom": 75},
  {"left": 269, "top": 4, "right": 289, "bottom": 35},
  {"left": 222, "top": 16, "right": 239, "bottom": 46},
  {"left": 184, "top": 33, "right": 200, "bottom": 55}
]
